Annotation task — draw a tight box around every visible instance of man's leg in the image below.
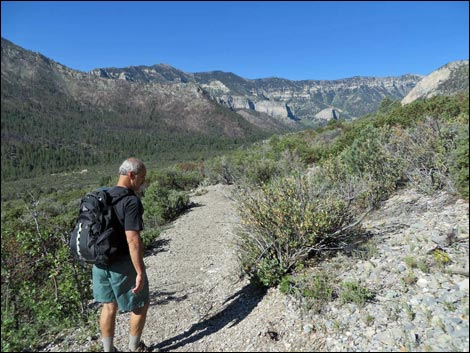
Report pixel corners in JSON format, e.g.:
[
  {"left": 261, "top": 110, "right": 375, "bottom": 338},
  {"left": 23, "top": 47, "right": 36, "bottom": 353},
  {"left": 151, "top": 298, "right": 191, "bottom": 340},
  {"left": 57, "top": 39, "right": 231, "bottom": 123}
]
[
  {"left": 100, "top": 302, "right": 118, "bottom": 352},
  {"left": 129, "top": 302, "right": 149, "bottom": 351}
]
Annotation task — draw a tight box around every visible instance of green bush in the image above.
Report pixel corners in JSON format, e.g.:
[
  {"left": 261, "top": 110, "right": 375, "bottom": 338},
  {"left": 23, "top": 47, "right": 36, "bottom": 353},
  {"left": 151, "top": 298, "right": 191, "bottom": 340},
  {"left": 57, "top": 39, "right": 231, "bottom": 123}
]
[
  {"left": 385, "top": 118, "right": 460, "bottom": 195},
  {"left": 203, "top": 156, "right": 238, "bottom": 185},
  {"left": 235, "top": 175, "right": 360, "bottom": 287},
  {"left": 140, "top": 228, "right": 162, "bottom": 248},
  {"left": 244, "top": 158, "right": 279, "bottom": 185},
  {"left": 142, "top": 183, "right": 191, "bottom": 227},
  {"left": 254, "top": 256, "right": 288, "bottom": 287},
  {"left": 339, "top": 280, "right": 375, "bottom": 306},
  {"left": 146, "top": 167, "right": 203, "bottom": 191},
  {"left": 1, "top": 205, "right": 91, "bottom": 352},
  {"left": 334, "top": 124, "right": 402, "bottom": 207},
  {"left": 280, "top": 271, "right": 334, "bottom": 312},
  {"left": 449, "top": 126, "right": 469, "bottom": 199}
]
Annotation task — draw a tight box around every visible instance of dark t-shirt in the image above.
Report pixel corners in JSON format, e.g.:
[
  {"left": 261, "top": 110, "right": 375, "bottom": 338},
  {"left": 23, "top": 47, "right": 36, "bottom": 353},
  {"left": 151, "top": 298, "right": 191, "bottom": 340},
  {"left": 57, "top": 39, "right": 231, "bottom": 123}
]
[{"left": 108, "top": 186, "right": 144, "bottom": 257}]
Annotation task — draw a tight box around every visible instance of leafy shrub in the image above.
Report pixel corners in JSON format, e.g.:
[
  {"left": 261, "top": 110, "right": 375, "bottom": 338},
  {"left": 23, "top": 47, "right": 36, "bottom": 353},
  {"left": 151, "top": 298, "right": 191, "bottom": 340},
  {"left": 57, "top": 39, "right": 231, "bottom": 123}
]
[
  {"left": 280, "top": 271, "right": 335, "bottom": 312},
  {"left": 275, "top": 149, "right": 307, "bottom": 179},
  {"left": 235, "top": 174, "right": 360, "bottom": 287},
  {"left": 142, "top": 183, "right": 191, "bottom": 227},
  {"left": 386, "top": 118, "right": 459, "bottom": 195},
  {"left": 244, "top": 158, "right": 279, "bottom": 185},
  {"left": 449, "top": 126, "right": 469, "bottom": 199},
  {"left": 337, "top": 125, "right": 389, "bottom": 177},
  {"left": 339, "top": 280, "right": 375, "bottom": 306},
  {"left": 268, "top": 131, "right": 319, "bottom": 165},
  {"left": 140, "top": 228, "right": 162, "bottom": 248},
  {"left": 204, "top": 152, "right": 278, "bottom": 186},
  {"left": 146, "top": 167, "right": 203, "bottom": 191},
  {"left": 204, "top": 142, "right": 308, "bottom": 187},
  {"left": 333, "top": 124, "right": 403, "bottom": 208},
  {"left": 254, "top": 256, "right": 288, "bottom": 287},
  {"left": 203, "top": 156, "right": 238, "bottom": 185},
  {"left": 1, "top": 202, "right": 91, "bottom": 352}
]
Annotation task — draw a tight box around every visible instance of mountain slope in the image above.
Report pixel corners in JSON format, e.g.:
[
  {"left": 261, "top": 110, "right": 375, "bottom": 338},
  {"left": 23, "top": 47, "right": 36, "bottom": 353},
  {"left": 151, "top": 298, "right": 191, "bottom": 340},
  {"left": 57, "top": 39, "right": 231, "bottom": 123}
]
[
  {"left": 402, "top": 60, "right": 469, "bottom": 104},
  {"left": 1, "top": 38, "right": 287, "bottom": 180},
  {"left": 1, "top": 37, "right": 283, "bottom": 138}
]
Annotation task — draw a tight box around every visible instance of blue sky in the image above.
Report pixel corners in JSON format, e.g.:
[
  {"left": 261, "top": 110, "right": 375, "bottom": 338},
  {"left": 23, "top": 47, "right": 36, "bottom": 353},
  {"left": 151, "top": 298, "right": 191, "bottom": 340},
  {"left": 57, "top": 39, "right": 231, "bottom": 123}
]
[{"left": 1, "top": 1, "right": 468, "bottom": 80}]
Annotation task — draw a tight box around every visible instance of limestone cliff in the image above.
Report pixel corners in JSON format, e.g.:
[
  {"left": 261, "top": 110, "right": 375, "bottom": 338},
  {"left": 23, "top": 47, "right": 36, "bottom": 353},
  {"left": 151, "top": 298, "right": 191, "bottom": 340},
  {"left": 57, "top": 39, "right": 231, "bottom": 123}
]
[
  {"left": 88, "top": 62, "right": 423, "bottom": 124},
  {"left": 402, "top": 60, "right": 469, "bottom": 104}
]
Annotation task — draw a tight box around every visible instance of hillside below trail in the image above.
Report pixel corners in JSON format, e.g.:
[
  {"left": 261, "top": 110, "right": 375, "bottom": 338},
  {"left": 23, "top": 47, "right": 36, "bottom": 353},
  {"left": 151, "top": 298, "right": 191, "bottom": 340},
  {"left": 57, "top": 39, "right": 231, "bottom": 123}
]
[{"left": 46, "top": 183, "right": 468, "bottom": 352}]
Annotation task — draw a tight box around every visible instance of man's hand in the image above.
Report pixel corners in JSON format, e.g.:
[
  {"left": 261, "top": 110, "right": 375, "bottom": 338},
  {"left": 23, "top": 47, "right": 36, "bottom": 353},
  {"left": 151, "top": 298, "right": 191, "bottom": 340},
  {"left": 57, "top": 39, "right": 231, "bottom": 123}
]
[
  {"left": 132, "top": 273, "right": 145, "bottom": 294},
  {"left": 126, "top": 230, "right": 146, "bottom": 295}
]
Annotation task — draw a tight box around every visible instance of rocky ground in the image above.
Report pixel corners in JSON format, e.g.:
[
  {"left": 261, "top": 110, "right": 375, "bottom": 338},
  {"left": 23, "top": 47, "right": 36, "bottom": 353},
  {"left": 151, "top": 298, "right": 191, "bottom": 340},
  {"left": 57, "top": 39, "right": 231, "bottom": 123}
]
[{"left": 45, "top": 184, "right": 469, "bottom": 352}]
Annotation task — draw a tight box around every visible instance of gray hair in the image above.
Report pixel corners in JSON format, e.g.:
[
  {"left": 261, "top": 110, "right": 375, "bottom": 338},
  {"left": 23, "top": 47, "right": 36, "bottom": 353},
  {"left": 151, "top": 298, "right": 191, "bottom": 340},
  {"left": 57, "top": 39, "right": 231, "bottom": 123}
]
[{"left": 119, "top": 158, "right": 146, "bottom": 175}]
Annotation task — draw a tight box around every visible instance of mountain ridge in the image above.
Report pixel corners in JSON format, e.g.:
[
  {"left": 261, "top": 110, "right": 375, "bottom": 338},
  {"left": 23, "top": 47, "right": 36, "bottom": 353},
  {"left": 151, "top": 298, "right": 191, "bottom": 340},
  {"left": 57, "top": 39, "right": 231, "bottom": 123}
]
[
  {"left": 1, "top": 36, "right": 468, "bottom": 180},
  {"left": 90, "top": 62, "right": 423, "bottom": 121}
]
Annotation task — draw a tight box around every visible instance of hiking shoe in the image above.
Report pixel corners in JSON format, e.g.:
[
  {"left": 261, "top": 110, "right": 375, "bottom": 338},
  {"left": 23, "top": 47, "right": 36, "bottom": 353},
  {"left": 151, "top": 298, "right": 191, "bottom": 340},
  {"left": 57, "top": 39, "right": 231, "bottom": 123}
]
[{"left": 133, "top": 341, "right": 151, "bottom": 352}]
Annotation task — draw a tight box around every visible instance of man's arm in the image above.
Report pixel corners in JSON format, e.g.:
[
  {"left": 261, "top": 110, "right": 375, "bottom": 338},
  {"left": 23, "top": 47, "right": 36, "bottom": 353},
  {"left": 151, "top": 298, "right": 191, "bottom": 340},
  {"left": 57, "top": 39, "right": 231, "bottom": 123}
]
[{"left": 126, "top": 230, "right": 146, "bottom": 294}]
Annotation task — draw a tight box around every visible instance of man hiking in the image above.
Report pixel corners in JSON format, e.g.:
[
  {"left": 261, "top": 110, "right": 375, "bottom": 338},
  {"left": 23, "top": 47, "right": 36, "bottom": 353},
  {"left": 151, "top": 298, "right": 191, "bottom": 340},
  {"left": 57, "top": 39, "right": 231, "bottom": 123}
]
[{"left": 92, "top": 157, "right": 150, "bottom": 352}]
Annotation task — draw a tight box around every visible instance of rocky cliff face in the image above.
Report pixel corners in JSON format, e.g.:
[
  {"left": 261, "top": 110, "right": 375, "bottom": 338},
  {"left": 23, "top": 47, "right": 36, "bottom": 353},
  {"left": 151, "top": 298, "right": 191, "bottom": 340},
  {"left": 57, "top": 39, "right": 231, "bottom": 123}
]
[
  {"left": 91, "top": 64, "right": 422, "bottom": 124},
  {"left": 233, "top": 75, "right": 421, "bottom": 122},
  {"left": 315, "top": 107, "right": 341, "bottom": 121},
  {"left": 401, "top": 60, "right": 469, "bottom": 104}
]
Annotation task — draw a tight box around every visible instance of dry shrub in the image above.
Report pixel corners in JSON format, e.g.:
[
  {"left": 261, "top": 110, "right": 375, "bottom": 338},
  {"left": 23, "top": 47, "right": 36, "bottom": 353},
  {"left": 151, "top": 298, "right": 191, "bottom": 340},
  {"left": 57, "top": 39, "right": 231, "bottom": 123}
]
[{"left": 235, "top": 174, "right": 362, "bottom": 287}]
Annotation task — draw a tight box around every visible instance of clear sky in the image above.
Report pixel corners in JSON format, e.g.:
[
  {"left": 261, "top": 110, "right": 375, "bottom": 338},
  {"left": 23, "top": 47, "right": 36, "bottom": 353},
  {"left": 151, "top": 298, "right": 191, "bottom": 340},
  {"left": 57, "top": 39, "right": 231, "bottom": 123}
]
[{"left": 1, "top": 1, "right": 468, "bottom": 80}]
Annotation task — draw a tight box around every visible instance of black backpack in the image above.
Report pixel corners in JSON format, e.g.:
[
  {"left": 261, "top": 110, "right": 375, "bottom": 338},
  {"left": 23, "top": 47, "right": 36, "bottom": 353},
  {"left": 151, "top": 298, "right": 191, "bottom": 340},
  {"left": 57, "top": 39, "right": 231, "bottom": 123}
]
[{"left": 69, "top": 188, "right": 130, "bottom": 265}]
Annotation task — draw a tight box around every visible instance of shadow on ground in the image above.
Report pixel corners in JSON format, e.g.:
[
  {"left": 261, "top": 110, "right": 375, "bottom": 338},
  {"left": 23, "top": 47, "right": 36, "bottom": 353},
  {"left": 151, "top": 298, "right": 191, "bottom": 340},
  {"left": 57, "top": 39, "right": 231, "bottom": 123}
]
[
  {"left": 151, "top": 282, "right": 267, "bottom": 351},
  {"left": 149, "top": 290, "right": 189, "bottom": 307}
]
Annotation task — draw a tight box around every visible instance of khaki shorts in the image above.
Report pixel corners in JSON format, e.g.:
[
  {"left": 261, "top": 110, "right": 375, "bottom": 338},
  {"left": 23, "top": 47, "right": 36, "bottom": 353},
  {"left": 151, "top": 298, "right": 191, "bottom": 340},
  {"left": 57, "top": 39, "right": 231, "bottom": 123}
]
[{"left": 92, "top": 256, "right": 149, "bottom": 312}]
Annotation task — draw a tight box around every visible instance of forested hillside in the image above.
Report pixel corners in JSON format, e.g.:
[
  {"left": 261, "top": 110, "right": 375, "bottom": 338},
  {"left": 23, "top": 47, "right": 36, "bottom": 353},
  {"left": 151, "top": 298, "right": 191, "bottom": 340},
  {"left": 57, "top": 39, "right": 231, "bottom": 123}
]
[{"left": 1, "top": 37, "right": 280, "bottom": 181}]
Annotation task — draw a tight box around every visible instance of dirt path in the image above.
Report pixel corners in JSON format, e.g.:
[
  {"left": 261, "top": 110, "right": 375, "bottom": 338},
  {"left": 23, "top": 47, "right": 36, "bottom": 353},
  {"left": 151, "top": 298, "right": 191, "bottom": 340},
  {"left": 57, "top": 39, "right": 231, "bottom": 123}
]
[
  {"left": 46, "top": 183, "right": 319, "bottom": 352},
  {"left": 113, "top": 184, "right": 296, "bottom": 352}
]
